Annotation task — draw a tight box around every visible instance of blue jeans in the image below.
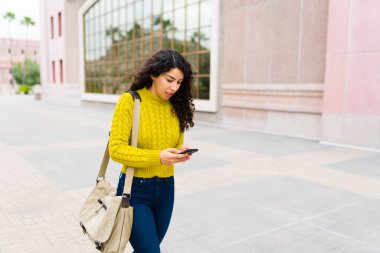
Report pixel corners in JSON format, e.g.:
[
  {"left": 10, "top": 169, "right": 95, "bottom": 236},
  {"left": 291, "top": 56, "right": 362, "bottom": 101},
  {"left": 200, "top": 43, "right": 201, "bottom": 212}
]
[{"left": 117, "top": 173, "right": 175, "bottom": 253}]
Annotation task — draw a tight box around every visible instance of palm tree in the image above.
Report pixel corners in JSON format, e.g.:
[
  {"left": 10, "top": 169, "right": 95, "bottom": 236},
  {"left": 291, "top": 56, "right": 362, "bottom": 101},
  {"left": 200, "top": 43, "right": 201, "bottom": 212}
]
[
  {"left": 20, "top": 16, "right": 36, "bottom": 85},
  {"left": 3, "top": 12, "right": 16, "bottom": 87}
]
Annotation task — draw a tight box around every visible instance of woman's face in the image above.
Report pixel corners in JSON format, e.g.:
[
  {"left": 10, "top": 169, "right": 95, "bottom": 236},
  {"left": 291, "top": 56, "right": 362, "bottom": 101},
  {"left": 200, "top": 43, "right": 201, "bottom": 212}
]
[{"left": 150, "top": 68, "right": 184, "bottom": 100}]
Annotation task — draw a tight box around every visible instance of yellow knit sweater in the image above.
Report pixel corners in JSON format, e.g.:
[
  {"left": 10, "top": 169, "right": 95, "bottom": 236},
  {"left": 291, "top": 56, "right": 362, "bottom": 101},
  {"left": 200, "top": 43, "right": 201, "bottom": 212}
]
[{"left": 109, "top": 87, "right": 184, "bottom": 178}]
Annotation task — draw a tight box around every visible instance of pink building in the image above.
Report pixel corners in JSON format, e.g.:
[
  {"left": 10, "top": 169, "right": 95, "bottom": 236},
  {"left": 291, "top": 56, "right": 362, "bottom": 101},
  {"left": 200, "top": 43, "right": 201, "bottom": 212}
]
[
  {"left": 39, "top": 0, "right": 380, "bottom": 150},
  {"left": 322, "top": 0, "right": 380, "bottom": 150},
  {"left": 0, "top": 38, "right": 39, "bottom": 93}
]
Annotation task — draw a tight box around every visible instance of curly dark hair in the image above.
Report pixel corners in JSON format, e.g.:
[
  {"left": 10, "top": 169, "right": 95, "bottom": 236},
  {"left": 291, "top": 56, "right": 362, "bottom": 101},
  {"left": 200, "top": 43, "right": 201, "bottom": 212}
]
[{"left": 130, "top": 49, "right": 195, "bottom": 132}]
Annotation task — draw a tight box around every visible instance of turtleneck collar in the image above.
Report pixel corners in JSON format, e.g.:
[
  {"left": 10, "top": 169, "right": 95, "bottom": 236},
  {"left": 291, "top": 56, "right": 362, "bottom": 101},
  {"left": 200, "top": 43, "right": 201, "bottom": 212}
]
[{"left": 139, "top": 87, "right": 170, "bottom": 105}]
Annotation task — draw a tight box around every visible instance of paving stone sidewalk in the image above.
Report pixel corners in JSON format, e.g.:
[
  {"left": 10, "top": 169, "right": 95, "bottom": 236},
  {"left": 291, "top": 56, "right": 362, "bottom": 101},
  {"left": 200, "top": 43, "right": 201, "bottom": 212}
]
[{"left": 1, "top": 95, "right": 380, "bottom": 253}]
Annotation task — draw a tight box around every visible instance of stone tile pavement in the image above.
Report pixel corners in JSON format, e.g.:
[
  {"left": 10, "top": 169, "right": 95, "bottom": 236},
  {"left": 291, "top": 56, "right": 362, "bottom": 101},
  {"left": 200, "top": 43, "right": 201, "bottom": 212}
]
[{"left": 1, "top": 95, "right": 380, "bottom": 252}]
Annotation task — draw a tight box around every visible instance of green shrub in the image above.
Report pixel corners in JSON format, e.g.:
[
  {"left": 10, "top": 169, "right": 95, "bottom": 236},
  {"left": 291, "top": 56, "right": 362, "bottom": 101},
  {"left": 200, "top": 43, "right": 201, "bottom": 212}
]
[{"left": 17, "top": 85, "right": 32, "bottom": 94}]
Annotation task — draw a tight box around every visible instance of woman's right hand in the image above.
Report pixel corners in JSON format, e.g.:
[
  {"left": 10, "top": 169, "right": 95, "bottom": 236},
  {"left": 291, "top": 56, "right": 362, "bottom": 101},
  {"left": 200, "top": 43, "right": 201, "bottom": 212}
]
[{"left": 160, "top": 148, "right": 190, "bottom": 166}]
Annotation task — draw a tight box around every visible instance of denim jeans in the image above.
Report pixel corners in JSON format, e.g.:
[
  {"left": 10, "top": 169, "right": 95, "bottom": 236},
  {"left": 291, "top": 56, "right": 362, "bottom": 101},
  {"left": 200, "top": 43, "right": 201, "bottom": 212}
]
[{"left": 117, "top": 173, "right": 175, "bottom": 253}]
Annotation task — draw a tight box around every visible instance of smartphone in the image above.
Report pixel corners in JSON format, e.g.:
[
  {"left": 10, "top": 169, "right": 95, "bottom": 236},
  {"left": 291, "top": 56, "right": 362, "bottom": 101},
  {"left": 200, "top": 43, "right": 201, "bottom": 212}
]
[{"left": 178, "top": 149, "right": 198, "bottom": 155}]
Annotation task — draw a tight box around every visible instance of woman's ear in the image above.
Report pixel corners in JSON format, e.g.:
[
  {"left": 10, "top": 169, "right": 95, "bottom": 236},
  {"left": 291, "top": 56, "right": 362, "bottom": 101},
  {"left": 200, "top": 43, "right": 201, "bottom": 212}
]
[{"left": 151, "top": 75, "right": 156, "bottom": 81}]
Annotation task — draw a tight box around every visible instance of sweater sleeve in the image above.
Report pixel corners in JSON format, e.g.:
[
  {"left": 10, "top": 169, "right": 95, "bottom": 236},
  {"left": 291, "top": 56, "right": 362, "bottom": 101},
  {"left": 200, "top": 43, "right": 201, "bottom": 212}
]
[
  {"left": 175, "top": 131, "right": 184, "bottom": 150},
  {"left": 109, "top": 93, "right": 162, "bottom": 168}
]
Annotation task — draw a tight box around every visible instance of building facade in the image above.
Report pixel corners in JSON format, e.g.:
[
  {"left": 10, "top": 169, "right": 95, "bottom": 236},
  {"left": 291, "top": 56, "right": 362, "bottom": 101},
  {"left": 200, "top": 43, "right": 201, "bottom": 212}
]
[
  {"left": 39, "top": 0, "right": 380, "bottom": 150},
  {"left": 0, "top": 38, "right": 39, "bottom": 94}
]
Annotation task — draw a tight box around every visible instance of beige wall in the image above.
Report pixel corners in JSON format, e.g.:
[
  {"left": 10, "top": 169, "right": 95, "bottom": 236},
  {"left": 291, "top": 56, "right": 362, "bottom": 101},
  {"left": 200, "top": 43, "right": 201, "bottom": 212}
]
[{"left": 221, "top": 0, "right": 328, "bottom": 139}]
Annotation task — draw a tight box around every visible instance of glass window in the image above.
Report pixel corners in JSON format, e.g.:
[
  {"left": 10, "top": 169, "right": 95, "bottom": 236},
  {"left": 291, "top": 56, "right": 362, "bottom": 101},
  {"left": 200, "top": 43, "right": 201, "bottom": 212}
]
[
  {"left": 85, "top": 50, "right": 91, "bottom": 61},
  {"left": 85, "top": 20, "right": 90, "bottom": 35},
  {"left": 186, "top": 29, "right": 198, "bottom": 52},
  {"left": 100, "top": 15, "right": 106, "bottom": 31},
  {"left": 153, "top": 15, "right": 162, "bottom": 32},
  {"left": 134, "top": 21, "right": 143, "bottom": 39},
  {"left": 136, "top": 39, "right": 143, "bottom": 58},
  {"left": 199, "top": 26, "right": 211, "bottom": 50},
  {"left": 174, "top": 0, "right": 186, "bottom": 9},
  {"left": 94, "top": 47, "right": 99, "bottom": 61},
  {"left": 85, "top": 35, "right": 90, "bottom": 50},
  {"left": 162, "top": 33, "right": 172, "bottom": 49},
  {"left": 143, "top": 17, "right": 152, "bottom": 35},
  {"left": 135, "top": 1, "right": 143, "bottom": 21},
  {"left": 126, "top": 41, "right": 134, "bottom": 59},
  {"left": 152, "top": 36, "right": 161, "bottom": 52},
  {"left": 162, "top": 12, "right": 173, "bottom": 33},
  {"left": 120, "top": 0, "right": 128, "bottom": 7},
  {"left": 199, "top": 77, "right": 210, "bottom": 99},
  {"left": 94, "top": 2, "right": 100, "bottom": 17},
  {"left": 187, "top": 0, "right": 199, "bottom": 4},
  {"left": 106, "top": 0, "right": 112, "bottom": 13},
  {"left": 127, "top": 4, "right": 134, "bottom": 23},
  {"left": 143, "top": 37, "right": 151, "bottom": 57},
  {"left": 153, "top": 0, "right": 162, "bottom": 15},
  {"left": 174, "top": 8, "right": 185, "bottom": 31},
  {"left": 112, "top": 10, "right": 119, "bottom": 27},
  {"left": 192, "top": 76, "right": 199, "bottom": 97},
  {"left": 144, "top": 0, "right": 152, "bottom": 17},
  {"left": 199, "top": 52, "right": 210, "bottom": 74},
  {"left": 106, "top": 12, "right": 112, "bottom": 29},
  {"left": 99, "top": 0, "right": 106, "bottom": 14},
  {"left": 200, "top": 0, "right": 211, "bottom": 26},
  {"left": 162, "top": 0, "right": 173, "bottom": 12},
  {"left": 84, "top": 0, "right": 212, "bottom": 99},
  {"left": 186, "top": 3, "right": 199, "bottom": 30},
  {"left": 120, "top": 7, "right": 126, "bottom": 26},
  {"left": 174, "top": 31, "right": 185, "bottom": 53},
  {"left": 126, "top": 22, "right": 134, "bottom": 40},
  {"left": 113, "top": 0, "right": 119, "bottom": 10},
  {"left": 186, "top": 53, "right": 198, "bottom": 74}
]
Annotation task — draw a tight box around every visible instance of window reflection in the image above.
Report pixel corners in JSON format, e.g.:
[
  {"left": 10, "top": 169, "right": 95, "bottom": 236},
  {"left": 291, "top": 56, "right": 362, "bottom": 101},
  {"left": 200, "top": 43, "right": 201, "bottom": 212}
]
[
  {"left": 135, "top": 1, "right": 143, "bottom": 21},
  {"left": 112, "top": 10, "right": 119, "bottom": 27},
  {"left": 162, "top": 33, "right": 171, "bottom": 49},
  {"left": 200, "top": 0, "right": 211, "bottom": 26},
  {"left": 152, "top": 36, "right": 161, "bottom": 51},
  {"left": 84, "top": 0, "right": 212, "bottom": 98},
  {"left": 187, "top": 0, "right": 199, "bottom": 4},
  {"left": 105, "top": 0, "right": 112, "bottom": 12},
  {"left": 163, "top": 0, "right": 173, "bottom": 12},
  {"left": 186, "top": 29, "right": 198, "bottom": 52},
  {"left": 162, "top": 12, "right": 173, "bottom": 32},
  {"left": 143, "top": 17, "right": 151, "bottom": 35},
  {"left": 174, "top": 8, "right": 185, "bottom": 31},
  {"left": 174, "top": 0, "right": 186, "bottom": 9},
  {"left": 186, "top": 53, "right": 198, "bottom": 75},
  {"left": 174, "top": 31, "right": 185, "bottom": 53},
  {"left": 153, "top": 15, "right": 162, "bottom": 32},
  {"left": 106, "top": 12, "right": 112, "bottom": 28},
  {"left": 199, "top": 52, "right": 210, "bottom": 75},
  {"left": 199, "top": 26, "right": 211, "bottom": 50},
  {"left": 144, "top": 0, "right": 152, "bottom": 17},
  {"left": 199, "top": 77, "right": 209, "bottom": 99},
  {"left": 143, "top": 37, "right": 151, "bottom": 57},
  {"left": 153, "top": 0, "right": 161, "bottom": 15},
  {"left": 127, "top": 5, "right": 134, "bottom": 23},
  {"left": 186, "top": 4, "right": 199, "bottom": 30}
]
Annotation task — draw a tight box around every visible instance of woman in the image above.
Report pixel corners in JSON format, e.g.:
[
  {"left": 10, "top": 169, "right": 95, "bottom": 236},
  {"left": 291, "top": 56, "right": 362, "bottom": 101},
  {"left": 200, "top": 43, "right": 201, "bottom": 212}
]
[{"left": 109, "top": 49, "right": 195, "bottom": 253}]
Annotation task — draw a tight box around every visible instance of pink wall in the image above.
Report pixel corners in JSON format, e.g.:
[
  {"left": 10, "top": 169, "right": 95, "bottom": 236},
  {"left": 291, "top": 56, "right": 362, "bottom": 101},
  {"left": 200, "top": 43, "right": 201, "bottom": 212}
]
[{"left": 324, "top": 0, "right": 380, "bottom": 115}]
